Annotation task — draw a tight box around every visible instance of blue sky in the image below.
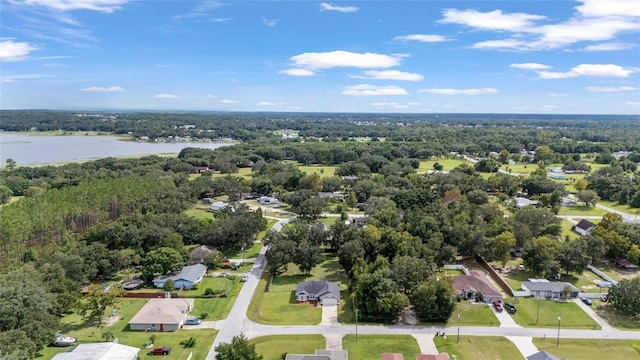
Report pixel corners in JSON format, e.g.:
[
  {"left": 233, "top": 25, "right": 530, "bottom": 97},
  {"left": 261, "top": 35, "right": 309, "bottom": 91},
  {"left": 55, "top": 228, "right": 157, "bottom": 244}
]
[{"left": 1, "top": 0, "right": 639, "bottom": 114}]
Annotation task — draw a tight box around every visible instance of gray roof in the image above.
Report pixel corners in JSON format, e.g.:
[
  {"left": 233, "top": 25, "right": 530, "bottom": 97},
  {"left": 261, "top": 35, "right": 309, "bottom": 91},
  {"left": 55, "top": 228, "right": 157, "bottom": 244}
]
[
  {"left": 522, "top": 281, "right": 579, "bottom": 293},
  {"left": 515, "top": 197, "right": 538, "bottom": 208},
  {"left": 575, "top": 219, "right": 595, "bottom": 231},
  {"left": 286, "top": 350, "right": 348, "bottom": 360},
  {"left": 173, "top": 264, "right": 207, "bottom": 283},
  {"left": 527, "top": 350, "right": 561, "bottom": 360},
  {"left": 296, "top": 281, "right": 341, "bottom": 300},
  {"left": 51, "top": 342, "right": 139, "bottom": 360}
]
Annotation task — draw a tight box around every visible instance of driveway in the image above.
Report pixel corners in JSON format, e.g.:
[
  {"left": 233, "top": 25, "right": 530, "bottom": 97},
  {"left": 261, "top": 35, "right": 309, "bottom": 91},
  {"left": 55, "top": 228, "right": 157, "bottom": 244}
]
[{"left": 320, "top": 305, "right": 339, "bottom": 326}]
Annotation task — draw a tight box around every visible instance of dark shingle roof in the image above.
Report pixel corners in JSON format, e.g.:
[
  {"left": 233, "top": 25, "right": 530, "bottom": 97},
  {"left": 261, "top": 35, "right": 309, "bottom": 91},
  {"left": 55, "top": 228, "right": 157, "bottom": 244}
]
[
  {"left": 575, "top": 219, "right": 596, "bottom": 231},
  {"left": 296, "top": 281, "right": 341, "bottom": 299}
]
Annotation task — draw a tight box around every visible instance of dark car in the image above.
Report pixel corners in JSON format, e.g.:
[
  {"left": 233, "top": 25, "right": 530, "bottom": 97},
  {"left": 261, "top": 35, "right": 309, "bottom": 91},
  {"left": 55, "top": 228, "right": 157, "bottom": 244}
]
[
  {"left": 504, "top": 302, "right": 517, "bottom": 314},
  {"left": 149, "top": 346, "right": 171, "bottom": 355},
  {"left": 492, "top": 301, "right": 503, "bottom": 313},
  {"left": 185, "top": 317, "right": 201, "bottom": 325},
  {"left": 581, "top": 297, "right": 593, "bottom": 306}
]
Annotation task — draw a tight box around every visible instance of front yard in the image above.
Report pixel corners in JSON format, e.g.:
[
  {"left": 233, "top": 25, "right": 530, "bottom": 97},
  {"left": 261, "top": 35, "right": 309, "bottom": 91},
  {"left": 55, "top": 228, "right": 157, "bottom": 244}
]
[
  {"left": 342, "top": 335, "right": 420, "bottom": 360},
  {"left": 247, "top": 255, "right": 348, "bottom": 325},
  {"left": 38, "top": 298, "right": 217, "bottom": 360},
  {"left": 447, "top": 301, "right": 499, "bottom": 327},
  {"left": 250, "top": 335, "right": 326, "bottom": 360},
  {"left": 509, "top": 297, "right": 599, "bottom": 329},
  {"left": 532, "top": 338, "right": 640, "bottom": 360}
]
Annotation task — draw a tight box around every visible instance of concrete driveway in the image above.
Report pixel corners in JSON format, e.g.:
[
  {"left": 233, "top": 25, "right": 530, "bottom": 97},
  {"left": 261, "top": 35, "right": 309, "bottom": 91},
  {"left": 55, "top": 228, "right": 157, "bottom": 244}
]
[
  {"left": 572, "top": 297, "right": 613, "bottom": 331},
  {"left": 320, "top": 305, "right": 339, "bottom": 326}
]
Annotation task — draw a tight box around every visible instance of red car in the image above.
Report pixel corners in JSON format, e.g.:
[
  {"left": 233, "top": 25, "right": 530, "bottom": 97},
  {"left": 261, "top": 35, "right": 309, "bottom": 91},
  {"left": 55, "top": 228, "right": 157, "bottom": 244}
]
[
  {"left": 149, "top": 346, "right": 171, "bottom": 355},
  {"left": 492, "top": 301, "right": 503, "bottom": 313}
]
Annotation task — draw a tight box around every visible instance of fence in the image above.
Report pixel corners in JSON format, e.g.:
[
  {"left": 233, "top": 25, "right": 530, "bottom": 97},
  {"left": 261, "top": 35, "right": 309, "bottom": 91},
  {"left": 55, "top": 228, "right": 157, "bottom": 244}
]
[
  {"left": 443, "top": 264, "right": 470, "bottom": 275},
  {"left": 587, "top": 265, "right": 618, "bottom": 286},
  {"left": 475, "top": 255, "right": 515, "bottom": 296}
]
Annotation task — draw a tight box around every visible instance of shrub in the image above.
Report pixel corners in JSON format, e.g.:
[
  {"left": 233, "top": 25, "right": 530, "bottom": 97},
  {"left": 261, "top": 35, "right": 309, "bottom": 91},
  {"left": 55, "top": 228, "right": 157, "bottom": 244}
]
[
  {"left": 181, "top": 337, "right": 196, "bottom": 348},
  {"left": 200, "top": 312, "right": 208, "bottom": 320}
]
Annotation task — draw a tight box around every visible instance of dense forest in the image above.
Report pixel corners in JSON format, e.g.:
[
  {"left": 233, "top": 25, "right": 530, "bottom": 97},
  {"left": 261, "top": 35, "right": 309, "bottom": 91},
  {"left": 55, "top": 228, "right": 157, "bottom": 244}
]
[{"left": 1, "top": 110, "right": 640, "bottom": 358}]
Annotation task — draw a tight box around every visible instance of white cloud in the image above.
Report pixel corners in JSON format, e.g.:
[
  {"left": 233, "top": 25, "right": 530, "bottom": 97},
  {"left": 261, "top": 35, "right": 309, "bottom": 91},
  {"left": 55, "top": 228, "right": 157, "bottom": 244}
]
[
  {"left": 289, "top": 50, "right": 403, "bottom": 71},
  {"left": 0, "top": 40, "right": 39, "bottom": 62},
  {"left": 9, "top": 0, "right": 129, "bottom": 13},
  {"left": 584, "top": 42, "right": 635, "bottom": 51},
  {"left": 81, "top": 86, "right": 124, "bottom": 92},
  {"left": 342, "top": 84, "right": 408, "bottom": 96},
  {"left": 439, "top": 8, "right": 545, "bottom": 31},
  {"left": 220, "top": 99, "right": 240, "bottom": 104},
  {"left": 586, "top": 86, "right": 636, "bottom": 92},
  {"left": 576, "top": 0, "right": 640, "bottom": 18},
  {"left": 421, "top": 88, "right": 499, "bottom": 95},
  {"left": 205, "top": 94, "right": 217, "bottom": 99},
  {"left": 257, "top": 101, "right": 284, "bottom": 106},
  {"left": 153, "top": 94, "right": 181, "bottom": 99},
  {"left": 261, "top": 17, "right": 278, "bottom": 27},
  {"left": 537, "top": 64, "right": 635, "bottom": 79},
  {"left": 279, "top": 68, "right": 315, "bottom": 76},
  {"left": 472, "top": 39, "right": 531, "bottom": 51},
  {"left": 351, "top": 70, "right": 423, "bottom": 82},
  {"left": 623, "top": 101, "right": 640, "bottom": 106},
  {"left": 510, "top": 63, "right": 551, "bottom": 70},
  {"left": 393, "top": 34, "right": 450, "bottom": 43},
  {"left": 549, "top": 93, "right": 568, "bottom": 97},
  {"left": 319, "top": 2, "right": 358, "bottom": 13},
  {"left": 0, "top": 73, "right": 55, "bottom": 82}
]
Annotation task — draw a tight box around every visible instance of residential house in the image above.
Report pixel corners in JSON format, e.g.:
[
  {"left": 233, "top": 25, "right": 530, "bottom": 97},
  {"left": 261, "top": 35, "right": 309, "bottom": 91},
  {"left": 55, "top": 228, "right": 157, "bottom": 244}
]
[
  {"left": 286, "top": 350, "right": 348, "bottom": 360},
  {"left": 452, "top": 270, "right": 503, "bottom": 303},
  {"left": 209, "top": 201, "right": 229, "bottom": 212},
  {"left": 617, "top": 259, "right": 639, "bottom": 270},
  {"left": 259, "top": 196, "right": 279, "bottom": 205},
  {"left": 521, "top": 280, "right": 579, "bottom": 299},
  {"left": 526, "top": 351, "right": 561, "bottom": 360},
  {"left": 189, "top": 245, "right": 215, "bottom": 263},
  {"left": 352, "top": 216, "right": 370, "bottom": 228},
  {"left": 573, "top": 219, "right": 596, "bottom": 236},
  {"left": 192, "top": 166, "right": 209, "bottom": 174},
  {"left": 318, "top": 192, "right": 346, "bottom": 201},
  {"left": 415, "top": 354, "right": 450, "bottom": 360},
  {"left": 295, "top": 281, "right": 341, "bottom": 306},
  {"left": 153, "top": 264, "right": 207, "bottom": 290},
  {"left": 514, "top": 197, "right": 538, "bottom": 208},
  {"left": 51, "top": 342, "right": 139, "bottom": 360},
  {"left": 129, "top": 298, "right": 194, "bottom": 331}
]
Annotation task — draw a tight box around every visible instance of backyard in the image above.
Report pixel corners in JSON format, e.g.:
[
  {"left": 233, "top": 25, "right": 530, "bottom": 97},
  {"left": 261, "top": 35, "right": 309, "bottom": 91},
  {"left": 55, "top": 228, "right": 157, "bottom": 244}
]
[
  {"left": 342, "top": 335, "right": 420, "bottom": 360},
  {"left": 434, "top": 335, "right": 524, "bottom": 360},
  {"left": 250, "top": 335, "right": 326, "bottom": 360}
]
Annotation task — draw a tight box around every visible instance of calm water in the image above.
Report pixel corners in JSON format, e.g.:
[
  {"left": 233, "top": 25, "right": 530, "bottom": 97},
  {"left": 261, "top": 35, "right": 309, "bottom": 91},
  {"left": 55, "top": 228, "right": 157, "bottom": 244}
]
[{"left": 0, "top": 134, "right": 232, "bottom": 165}]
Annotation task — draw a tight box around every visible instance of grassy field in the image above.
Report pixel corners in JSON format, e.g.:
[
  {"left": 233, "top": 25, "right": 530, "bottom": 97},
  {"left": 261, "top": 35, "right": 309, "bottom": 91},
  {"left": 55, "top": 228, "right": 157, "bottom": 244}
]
[
  {"left": 298, "top": 164, "right": 336, "bottom": 178},
  {"left": 185, "top": 204, "right": 214, "bottom": 220},
  {"left": 434, "top": 336, "right": 525, "bottom": 360},
  {"left": 38, "top": 298, "right": 217, "bottom": 360},
  {"left": 595, "top": 303, "right": 640, "bottom": 329},
  {"left": 342, "top": 335, "right": 420, "bottom": 360},
  {"left": 599, "top": 200, "right": 640, "bottom": 215},
  {"left": 447, "top": 301, "right": 499, "bottom": 327},
  {"left": 532, "top": 338, "right": 640, "bottom": 360},
  {"left": 247, "top": 255, "right": 348, "bottom": 325},
  {"left": 560, "top": 220, "right": 580, "bottom": 240},
  {"left": 250, "top": 335, "right": 326, "bottom": 360},
  {"left": 509, "top": 298, "right": 599, "bottom": 329},
  {"left": 417, "top": 159, "right": 470, "bottom": 173}
]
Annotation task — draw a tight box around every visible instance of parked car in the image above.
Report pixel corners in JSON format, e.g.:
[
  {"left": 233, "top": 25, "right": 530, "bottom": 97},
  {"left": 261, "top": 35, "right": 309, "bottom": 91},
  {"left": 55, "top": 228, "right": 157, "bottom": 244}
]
[
  {"left": 122, "top": 279, "right": 144, "bottom": 290},
  {"left": 600, "top": 294, "right": 608, "bottom": 302},
  {"left": 241, "top": 274, "right": 249, "bottom": 282},
  {"left": 581, "top": 297, "right": 593, "bottom": 306},
  {"left": 185, "top": 317, "right": 201, "bottom": 325},
  {"left": 149, "top": 346, "right": 171, "bottom": 355},
  {"left": 492, "top": 301, "right": 503, "bottom": 313},
  {"left": 504, "top": 302, "right": 517, "bottom": 314}
]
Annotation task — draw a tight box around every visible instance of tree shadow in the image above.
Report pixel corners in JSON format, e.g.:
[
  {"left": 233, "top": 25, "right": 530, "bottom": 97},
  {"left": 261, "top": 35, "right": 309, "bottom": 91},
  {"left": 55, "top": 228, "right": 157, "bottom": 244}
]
[{"left": 272, "top": 273, "right": 311, "bottom": 287}]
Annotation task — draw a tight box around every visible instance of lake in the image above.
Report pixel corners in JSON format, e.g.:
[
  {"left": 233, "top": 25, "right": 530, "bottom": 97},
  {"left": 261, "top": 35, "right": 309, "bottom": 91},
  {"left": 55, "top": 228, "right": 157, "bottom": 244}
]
[{"left": 0, "top": 133, "right": 233, "bottom": 165}]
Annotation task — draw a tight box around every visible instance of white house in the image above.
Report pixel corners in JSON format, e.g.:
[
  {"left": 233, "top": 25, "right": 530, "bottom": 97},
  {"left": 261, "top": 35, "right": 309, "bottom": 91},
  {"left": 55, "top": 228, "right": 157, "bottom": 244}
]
[
  {"left": 51, "top": 342, "right": 139, "bottom": 360},
  {"left": 153, "top": 264, "right": 207, "bottom": 290},
  {"left": 258, "top": 196, "right": 278, "bottom": 205},
  {"left": 209, "top": 201, "right": 229, "bottom": 211},
  {"left": 573, "top": 219, "right": 596, "bottom": 236},
  {"left": 514, "top": 196, "right": 538, "bottom": 208},
  {"left": 129, "top": 298, "right": 194, "bottom": 331},
  {"left": 295, "top": 281, "right": 341, "bottom": 306}
]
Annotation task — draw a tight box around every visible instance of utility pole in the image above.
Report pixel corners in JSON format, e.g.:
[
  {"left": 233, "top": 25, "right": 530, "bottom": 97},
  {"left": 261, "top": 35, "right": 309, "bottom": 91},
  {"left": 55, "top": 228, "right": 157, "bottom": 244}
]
[
  {"left": 536, "top": 296, "right": 541, "bottom": 324},
  {"left": 355, "top": 309, "right": 358, "bottom": 342},
  {"left": 456, "top": 311, "right": 461, "bottom": 343},
  {"left": 557, "top": 313, "right": 562, "bottom": 347}
]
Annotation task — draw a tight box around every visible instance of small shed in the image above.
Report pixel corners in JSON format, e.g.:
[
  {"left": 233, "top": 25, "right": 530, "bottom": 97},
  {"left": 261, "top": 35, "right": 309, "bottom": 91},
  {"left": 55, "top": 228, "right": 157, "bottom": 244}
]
[{"left": 573, "top": 219, "right": 596, "bottom": 236}]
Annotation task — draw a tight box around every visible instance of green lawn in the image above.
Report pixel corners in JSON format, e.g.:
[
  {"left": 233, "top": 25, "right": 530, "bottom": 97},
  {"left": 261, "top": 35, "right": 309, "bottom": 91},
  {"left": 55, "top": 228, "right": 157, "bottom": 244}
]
[
  {"left": 250, "top": 335, "right": 326, "bottom": 360},
  {"left": 434, "top": 336, "right": 525, "bottom": 360},
  {"left": 247, "top": 255, "right": 347, "bottom": 325},
  {"left": 185, "top": 205, "right": 214, "bottom": 220},
  {"left": 211, "top": 167, "right": 253, "bottom": 179},
  {"left": 532, "top": 338, "right": 640, "bottom": 360},
  {"left": 298, "top": 165, "right": 336, "bottom": 178},
  {"left": 509, "top": 298, "right": 599, "bottom": 329},
  {"left": 418, "top": 159, "right": 470, "bottom": 173},
  {"left": 38, "top": 298, "right": 217, "bottom": 360},
  {"left": 342, "top": 335, "right": 420, "bottom": 360},
  {"left": 447, "top": 301, "right": 499, "bottom": 327},
  {"left": 599, "top": 200, "right": 640, "bottom": 215},
  {"left": 558, "top": 204, "right": 607, "bottom": 216}
]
